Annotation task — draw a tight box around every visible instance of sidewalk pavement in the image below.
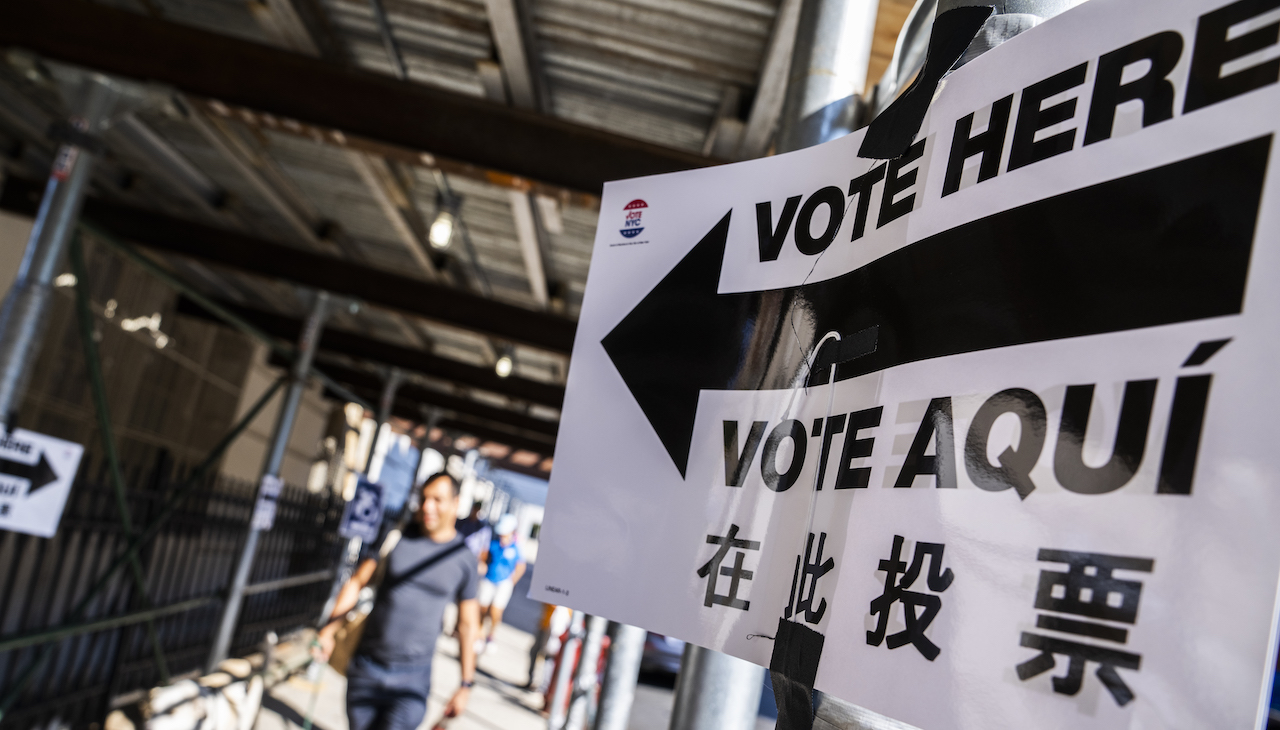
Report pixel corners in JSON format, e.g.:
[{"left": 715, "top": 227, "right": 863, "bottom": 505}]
[
  {"left": 256, "top": 627, "right": 775, "bottom": 730},
  {"left": 256, "top": 616, "right": 546, "bottom": 730},
  {"left": 254, "top": 562, "right": 776, "bottom": 730}
]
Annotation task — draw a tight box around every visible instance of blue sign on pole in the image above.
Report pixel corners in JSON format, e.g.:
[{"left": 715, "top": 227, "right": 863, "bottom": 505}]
[{"left": 339, "top": 477, "right": 384, "bottom": 541}]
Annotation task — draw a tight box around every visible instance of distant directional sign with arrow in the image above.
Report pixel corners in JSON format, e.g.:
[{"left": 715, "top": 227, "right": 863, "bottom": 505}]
[
  {"left": 0, "top": 428, "right": 84, "bottom": 538},
  {"left": 533, "top": 0, "right": 1280, "bottom": 725},
  {"left": 0, "top": 452, "right": 58, "bottom": 494}
]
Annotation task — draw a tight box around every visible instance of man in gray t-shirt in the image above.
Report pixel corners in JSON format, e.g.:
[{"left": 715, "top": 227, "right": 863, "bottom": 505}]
[{"left": 318, "top": 473, "right": 481, "bottom": 730}]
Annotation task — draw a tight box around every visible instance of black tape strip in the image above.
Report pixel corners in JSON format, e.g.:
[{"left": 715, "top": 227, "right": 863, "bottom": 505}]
[
  {"left": 769, "top": 618, "right": 824, "bottom": 730},
  {"left": 858, "top": 5, "right": 993, "bottom": 160}
]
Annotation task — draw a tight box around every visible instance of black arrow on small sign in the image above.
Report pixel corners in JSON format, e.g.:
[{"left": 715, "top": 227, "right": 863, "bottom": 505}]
[
  {"left": 602, "top": 136, "right": 1269, "bottom": 477},
  {"left": 0, "top": 453, "right": 58, "bottom": 495}
]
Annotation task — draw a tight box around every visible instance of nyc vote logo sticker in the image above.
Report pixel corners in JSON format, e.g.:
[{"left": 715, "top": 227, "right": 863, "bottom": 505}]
[{"left": 620, "top": 199, "right": 647, "bottom": 239}]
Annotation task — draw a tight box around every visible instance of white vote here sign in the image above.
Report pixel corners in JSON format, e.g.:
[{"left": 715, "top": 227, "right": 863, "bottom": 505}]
[
  {"left": 531, "top": 0, "right": 1280, "bottom": 726},
  {"left": 0, "top": 428, "right": 85, "bottom": 538}
]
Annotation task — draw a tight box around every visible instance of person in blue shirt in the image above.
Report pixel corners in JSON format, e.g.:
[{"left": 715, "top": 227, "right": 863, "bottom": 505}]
[{"left": 476, "top": 514, "right": 526, "bottom": 654}]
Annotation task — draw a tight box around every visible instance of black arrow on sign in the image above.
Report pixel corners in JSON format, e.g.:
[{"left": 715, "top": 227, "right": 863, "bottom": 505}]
[
  {"left": 0, "top": 452, "right": 58, "bottom": 494},
  {"left": 602, "top": 136, "right": 1269, "bottom": 477}
]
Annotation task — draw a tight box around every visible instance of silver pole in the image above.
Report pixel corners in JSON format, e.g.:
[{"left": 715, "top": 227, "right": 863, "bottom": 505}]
[
  {"left": 668, "top": 644, "right": 765, "bottom": 730},
  {"left": 548, "top": 610, "right": 585, "bottom": 729},
  {"left": 566, "top": 614, "right": 609, "bottom": 730},
  {"left": 940, "top": 0, "right": 1084, "bottom": 67},
  {"left": 775, "top": 0, "right": 879, "bottom": 152},
  {"left": 365, "top": 366, "right": 403, "bottom": 477},
  {"left": 320, "top": 365, "right": 405, "bottom": 626},
  {"left": 0, "top": 74, "right": 121, "bottom": 426},
  {"left": 317, "top": 534, "right": 363, "bottom": 626},
  {"left": 812, "top": 691, "right": 922, "bottom": 730},
  {"left": 664, "top": 6, "right": 883, "bottom": 727},
  {"left": 207, "top": 291, "right": 331, "bottom": 671},
  {"left": 414, "top": 406, "right": 442, "bottom": 491},
  {"left": 318, "top": 408, "right": 360, "bottom": 626},
  {"left": 593, "top": 623, "right": 647, "bottom": 730}
]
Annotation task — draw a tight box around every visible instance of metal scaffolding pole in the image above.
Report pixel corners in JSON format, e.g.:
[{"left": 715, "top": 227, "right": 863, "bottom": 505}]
[
  {"left": 566, "top": 614, "right": 609, "bottom": 730},
  {"left": 666, "top": 3, "right": 881, "bottom": 725},
  {"left": 207, "top": 290, "right": 331, "bottom": 671},
  {"left": 416, "top": 406, "right": 441, "bottom": 483},
  {"left": 317, "top": 532, "right": 363, "bottom": 629},
  {"left": 593, "top": 623, "right": 647, "bottom": 730},
  {"left": 366, "top": 366, "right": 403, "bottom": 480},
  {"left": 0, "top": 73, "right": 121, "bottom": 426},
  {"left": 69, "top": 235, "right": 169, "bottom": 684},
  {"left": 670, "top": 4, "right": 886, "bottom": 727},
  {"left": 319, "top": 365, "right": 405, "bottom": 627},
  {"left": 775, "top": 0, "right": 879, "bottom": 152},
  {"left": 668, "top": 644, "right": 764, "bottom": 730}
]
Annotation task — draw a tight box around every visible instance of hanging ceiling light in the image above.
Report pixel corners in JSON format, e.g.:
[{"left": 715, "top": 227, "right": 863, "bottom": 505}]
[
  {"left": 495, "top": 353, "right": 514, "bottom": 378},
  {"left": 429, "top": 191, "right": 462, "bottom": 250},
  {"left": 428, "top": 211, "right": 454, "bottom": 249}
]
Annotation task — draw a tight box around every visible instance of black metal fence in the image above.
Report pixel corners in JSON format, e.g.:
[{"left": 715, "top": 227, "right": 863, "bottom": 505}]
[{"left": 0, "top": 452, "right": 345, "bottom": 729}]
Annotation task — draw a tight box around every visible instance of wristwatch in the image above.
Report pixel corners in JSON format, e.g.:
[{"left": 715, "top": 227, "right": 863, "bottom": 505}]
[{"left": 460, "top": 680, "right": 475, "bottom": 689}]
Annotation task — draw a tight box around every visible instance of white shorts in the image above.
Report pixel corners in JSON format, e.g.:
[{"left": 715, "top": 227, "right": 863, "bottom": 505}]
[{"left": 478, "top": 578, "right": 514, "bottom": 610}]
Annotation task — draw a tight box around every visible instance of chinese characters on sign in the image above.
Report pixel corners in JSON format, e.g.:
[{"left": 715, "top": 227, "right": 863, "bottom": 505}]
[
  {"left": 532, "top": 0, "right": 1280, "bottom": 722},
  {"left": 1016, "top": 549, "right": 1154, "bottom": 706},
  {"left": 698, "top": 524, "right": 760, "bottom": 610},
  {"left": 868, "top": 535, "right": 954, "bottom": 661},
  {"left": 698, "top": 530, "right": 1153, "bottom": 708},
  {"left": 786, "top": 531, "right": 835, "bottom": 623}
]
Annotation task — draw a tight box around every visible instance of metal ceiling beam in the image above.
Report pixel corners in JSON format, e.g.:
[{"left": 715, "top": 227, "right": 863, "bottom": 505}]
[
  {"left": 433, "top": 438, "right": 551, "bottom": 479},
  {"left": 345, "top": 150, "right": 438, "bottom": 279},
  {"left": 250, "top": 0, "right": 322, "bottom": 56},
  {"left": 509, "top": 190, "right": 550, "bottom": 307},
  {"left": 353, "top": 383, "right": 558, "bottom": 440},
  {"left": 703, "top": 86, "right": 745, "bottom": 159},
  {"left": 175, "top": 296, "right": 566, "bottom": 408},
  {"left": 183, "top": 104, "right": 343, "bottom": 255},
  {"left": 111, "top": 114, "right": 229, "bottom": 217},
  {"left": 368, "top": 0, "right": 409, "bottom": 80},
  {"left": 483, "top": 0, "right": 541, "bottom": 110},
  {"left": 0, "top": 175, "right": 578, "bottom": 353},
  {"left": 199, "top": 97, "right": 599, "bottom": 208},
  {"left": 285, "top": 0, "right": 351, "bottom": 64},
  {"left": 319, "top": 383, "right": 557, "bottom": 455},
  {"left": 476, "top": 59, "right": 509, "bottom": 103},
  {"left": 0, "top": 0, "right": 716, "bottom": 193},
  {"left": 431, "top": 414, "right": 554, "bottom": 457},
  {"left": 310, "top": 361, "right": 559, "bottom": 437},
  {"left": 739, "top": 0, "right": 803, "bottom": 159}
]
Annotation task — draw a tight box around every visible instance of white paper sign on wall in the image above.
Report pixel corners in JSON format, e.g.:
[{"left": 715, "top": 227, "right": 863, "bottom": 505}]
[
  {"left": 250, "top": 474, "right": 284, "bottom": 531},
  {"left": 531, "top": 0, "right": 1280, "bottom": 726},
  {"left": 0, "top": 428, "right": 85, "bottom": 538},
  {"left": 339, "top": 477, "right": 385, "bottom": 541}
]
